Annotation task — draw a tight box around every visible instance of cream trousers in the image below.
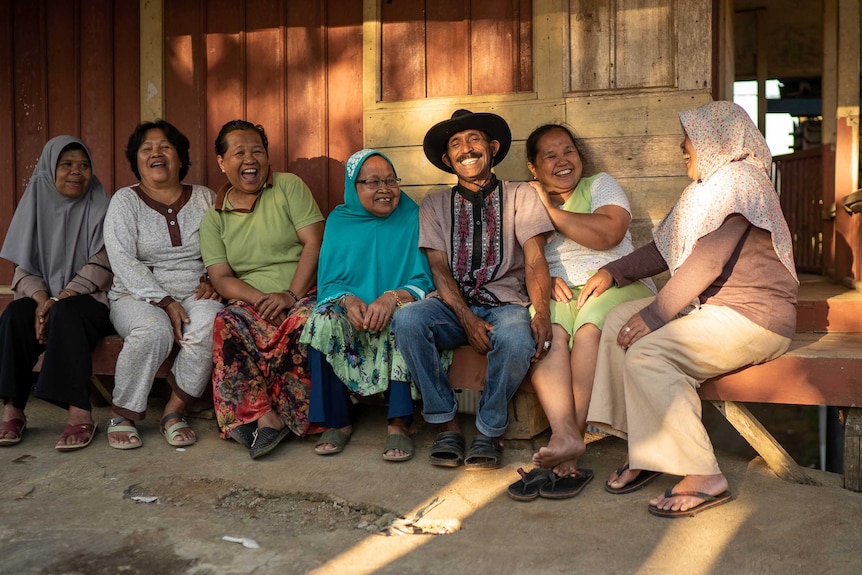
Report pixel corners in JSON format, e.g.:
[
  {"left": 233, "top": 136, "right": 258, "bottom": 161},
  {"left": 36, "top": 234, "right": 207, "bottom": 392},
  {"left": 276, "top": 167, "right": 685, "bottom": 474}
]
[{"left": 587, "top": 297, "right": 791, "bottom": 476}]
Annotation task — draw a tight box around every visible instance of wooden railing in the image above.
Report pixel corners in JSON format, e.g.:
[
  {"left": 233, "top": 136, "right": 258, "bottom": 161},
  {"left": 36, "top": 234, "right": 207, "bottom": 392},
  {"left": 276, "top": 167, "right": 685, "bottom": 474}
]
[{"left": 773, "top": 148, "right": 823, "bottom": 274}]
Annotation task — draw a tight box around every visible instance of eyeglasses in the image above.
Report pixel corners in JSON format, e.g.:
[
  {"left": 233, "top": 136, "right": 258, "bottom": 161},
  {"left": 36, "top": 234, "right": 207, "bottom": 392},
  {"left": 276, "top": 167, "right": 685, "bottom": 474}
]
[{"left": 356, "top": 177, "right": 401, "bottom": 190}]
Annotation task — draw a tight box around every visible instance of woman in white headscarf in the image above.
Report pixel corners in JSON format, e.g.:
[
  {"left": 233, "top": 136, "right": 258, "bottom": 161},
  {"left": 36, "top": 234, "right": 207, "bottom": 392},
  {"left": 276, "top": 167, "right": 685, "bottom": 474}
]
[
  {"left": 579, "top": 101, "right": 798, "bottom": 517},
  {"left": 0, "top": 135, "right": 112, "bottom": 451}
]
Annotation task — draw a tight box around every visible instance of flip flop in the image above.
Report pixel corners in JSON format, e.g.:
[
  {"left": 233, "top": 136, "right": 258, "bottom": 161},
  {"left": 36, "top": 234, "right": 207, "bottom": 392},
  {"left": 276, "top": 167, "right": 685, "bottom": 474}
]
[
  {"left": 464, "top": 435, "right": 502, "bottom": 471},
  {"left": 539, "top": 469, "right": 594, "bottom": 499},
  {"left": 648, "top": 487, "right": 734, "bottom": 518},
  {"left": 429, "top": 431, "right": 465, "bottom": 467},
  {"left": 382, "top": 433, "right": 414, "bottom": 462},
  {"left": 229, "top": 422, "right": 257, "bottom": 449},
  {"left": 249, "top": 426, "right": 292, "bottom": 460},
  {"left": 55, "top": 422, "right": 98, "bottom": 452},
  {"left": 160, "top": 412, "right": 196, "bottom": 447},
  {"left": 507, "top": 467, "right": 554, "bottom": 502},
  {"left": 107, "top": 416, "right": 142, "bottom": 450},
  {"left": 314, "top": 429, "right": 351, "bottom": 456},
  {"left": 0, "top": 418, "right": 26, "bottom": 446},
  {"left": 605, "top": 463, "right": 662, "bottom": 494}
]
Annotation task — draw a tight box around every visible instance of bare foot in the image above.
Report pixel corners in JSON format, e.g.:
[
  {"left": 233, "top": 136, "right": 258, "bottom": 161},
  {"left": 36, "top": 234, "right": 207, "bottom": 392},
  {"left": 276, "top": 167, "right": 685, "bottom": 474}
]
[
  {"left": 317, "top": 425, "right": 352, "bottom": 453},
  {"left": 532, "top": 432, "right": 586, "bottom": 476},
  {"left": 384, "top": 418, "right": 410, "bottom": 459},
  {"left": 107, "top": 413, "right": 141, "bottom": 448},
  {"left": 649, "top": 474, "right": 729, "bottom": 512}
]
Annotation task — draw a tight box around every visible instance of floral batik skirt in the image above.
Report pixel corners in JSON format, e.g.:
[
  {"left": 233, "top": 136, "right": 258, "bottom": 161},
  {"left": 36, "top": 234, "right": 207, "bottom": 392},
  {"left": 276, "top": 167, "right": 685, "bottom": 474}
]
[
  {"left": 212, "top": 296, "right": 315, "bottom": 439},
  {"left": 299, "top": 300, "right": 452, "bottom": 401}
]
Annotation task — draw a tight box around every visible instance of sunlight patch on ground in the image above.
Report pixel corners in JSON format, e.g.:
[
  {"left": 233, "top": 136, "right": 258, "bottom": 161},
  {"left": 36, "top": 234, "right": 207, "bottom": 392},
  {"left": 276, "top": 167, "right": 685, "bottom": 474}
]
[
  {"left": 634, "top": 497, "right": 752, "bottom": 574},
  {"left": 307, "top": 472, "right": 508, "bottom": 575}
]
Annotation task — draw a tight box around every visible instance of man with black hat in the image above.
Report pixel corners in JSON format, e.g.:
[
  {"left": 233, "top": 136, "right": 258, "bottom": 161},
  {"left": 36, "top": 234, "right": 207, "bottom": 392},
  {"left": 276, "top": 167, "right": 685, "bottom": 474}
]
[{"left": 393, "top": 109, "right": 554, "bottom": 470}]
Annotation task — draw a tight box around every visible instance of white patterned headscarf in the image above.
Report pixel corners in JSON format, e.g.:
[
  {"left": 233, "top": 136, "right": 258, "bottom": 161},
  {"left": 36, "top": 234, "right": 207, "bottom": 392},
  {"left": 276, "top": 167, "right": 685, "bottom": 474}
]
[{"left": 652, "top": 101, "right": 797, "bottom": 282}]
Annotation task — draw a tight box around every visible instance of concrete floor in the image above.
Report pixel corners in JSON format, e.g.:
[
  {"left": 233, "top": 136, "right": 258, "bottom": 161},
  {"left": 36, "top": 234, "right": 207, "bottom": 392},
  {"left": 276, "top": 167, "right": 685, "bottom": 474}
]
[{"left": 1, "top": 398, "right": 860, "bottom": 575}]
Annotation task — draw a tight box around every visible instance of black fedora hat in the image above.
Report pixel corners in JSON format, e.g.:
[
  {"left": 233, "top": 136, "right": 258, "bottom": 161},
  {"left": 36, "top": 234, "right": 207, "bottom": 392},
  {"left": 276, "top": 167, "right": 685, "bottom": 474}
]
[{"left": 423, "top": 109, "right": 512, "bottom": 174}]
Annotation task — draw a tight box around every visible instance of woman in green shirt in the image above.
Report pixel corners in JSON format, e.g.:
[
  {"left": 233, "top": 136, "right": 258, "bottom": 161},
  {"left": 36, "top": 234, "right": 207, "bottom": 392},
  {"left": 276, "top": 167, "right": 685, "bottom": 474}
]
[{"left": 201, "top": 120, "right": 324, "bottom": 460}]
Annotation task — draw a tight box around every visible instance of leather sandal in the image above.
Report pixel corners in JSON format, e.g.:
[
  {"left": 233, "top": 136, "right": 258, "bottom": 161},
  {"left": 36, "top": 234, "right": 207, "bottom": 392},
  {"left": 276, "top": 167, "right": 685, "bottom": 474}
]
[
  {"left": 107, "top": 416, "right": 142, "bottom": 450},
  {"left": 56, "top": 422, "right": 98, "bottom": 452},
  {"left": 382, "top": 433, "right": 414, "bottom": 462},
  {"left": 464, "top": 435, "right": 502, "bottom": 470},
  {"left": 314, "top": 429, "right": 351, "bottom": 456},
  {"left": 160, "top": 412, "right": 196, "bottom": 447},
  {"left": 429, "top": 431, "right": 465, "bottom": 467},
  {"left": 0, "top": 418, "right": 26, "bottom": 446}
]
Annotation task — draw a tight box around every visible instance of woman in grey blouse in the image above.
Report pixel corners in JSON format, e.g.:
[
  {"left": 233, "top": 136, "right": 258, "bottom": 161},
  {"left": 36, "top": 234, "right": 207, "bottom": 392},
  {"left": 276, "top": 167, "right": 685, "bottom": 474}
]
[
  {"left": 0, "top": 136, "right": 112, "bottom": 451},
  {"left": 103, "top": 120, "right": 223, "bottom": 450}
]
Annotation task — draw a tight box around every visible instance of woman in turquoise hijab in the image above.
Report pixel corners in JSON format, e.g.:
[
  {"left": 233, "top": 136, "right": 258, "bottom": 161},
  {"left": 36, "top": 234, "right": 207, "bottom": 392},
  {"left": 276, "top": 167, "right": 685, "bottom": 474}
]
[{"left": 300, "top": 149, "right": 432, "bottom": 462}]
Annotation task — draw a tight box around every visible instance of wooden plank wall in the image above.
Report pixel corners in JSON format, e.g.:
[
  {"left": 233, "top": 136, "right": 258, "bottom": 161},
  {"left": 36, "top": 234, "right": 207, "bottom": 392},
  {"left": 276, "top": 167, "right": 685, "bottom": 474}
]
[
  {"left": 366, "top": 0, "right": 713, "bottom": 251},
  {"left": 381, "top": 0, "right": 532, "bottom": 101},
  {"left": 0, "top": 0, "right": 140, "bottom": 284},
  {"left": 163, "top": 0, "right": 363, "bottom": 215}
]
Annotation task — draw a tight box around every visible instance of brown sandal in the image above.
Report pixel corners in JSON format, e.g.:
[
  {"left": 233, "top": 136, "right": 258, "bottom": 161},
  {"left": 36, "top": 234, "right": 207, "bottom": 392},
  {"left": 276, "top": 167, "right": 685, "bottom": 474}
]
[
  {"left": 0, "top": 418, "right": 26, "bottom": 446},
  {"left": 55, "top": 422, "right": 98, "bottom": 452}
]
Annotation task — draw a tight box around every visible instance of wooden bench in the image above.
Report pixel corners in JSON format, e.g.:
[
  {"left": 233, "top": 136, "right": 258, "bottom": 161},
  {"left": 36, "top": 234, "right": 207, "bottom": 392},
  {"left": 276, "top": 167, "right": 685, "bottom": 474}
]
[{"left": 449, "top": 331, "right": 862, "bottom": 492}]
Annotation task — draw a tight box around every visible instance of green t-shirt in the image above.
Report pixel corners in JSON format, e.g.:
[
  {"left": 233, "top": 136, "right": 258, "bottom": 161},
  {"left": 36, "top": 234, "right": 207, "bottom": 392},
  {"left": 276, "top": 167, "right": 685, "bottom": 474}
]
[{"left": 200, "top": 172, "right": 324, "bottom": 293}]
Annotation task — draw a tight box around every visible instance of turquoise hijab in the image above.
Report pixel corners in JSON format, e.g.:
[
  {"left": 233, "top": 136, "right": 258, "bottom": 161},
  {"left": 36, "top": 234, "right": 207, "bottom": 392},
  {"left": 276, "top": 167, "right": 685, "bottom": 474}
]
[{"left": 316, "top": 149, "right": 432, "bottom": 306}]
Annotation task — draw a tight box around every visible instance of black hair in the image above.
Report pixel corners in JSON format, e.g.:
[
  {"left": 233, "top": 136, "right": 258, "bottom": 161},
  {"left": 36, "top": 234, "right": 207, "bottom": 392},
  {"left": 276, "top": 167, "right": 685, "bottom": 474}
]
[
  {"left": 58, "top": 142, "right": 88, "bottom": 160},
  {"left": 214, "top": 120, "right": 269, "bottom": 157},
  {"left": 125, "top": 120, "right": 191, "bottom": 181},
  {"left": 525, "top": 124, "right": 580, "bottom": 165}
]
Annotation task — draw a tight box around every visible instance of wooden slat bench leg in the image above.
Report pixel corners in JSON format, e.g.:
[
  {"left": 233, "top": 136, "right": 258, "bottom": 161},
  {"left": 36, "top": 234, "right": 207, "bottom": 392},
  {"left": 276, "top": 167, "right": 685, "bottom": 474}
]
[
  {"left": 843, "top": 407, "right": 862, "bottom": 492},
  {"left": 89, "top": 375, "right": 113, "bottom": 405},
  {"left": 710, "top": 400, "right": 819, "bottom": 486}
]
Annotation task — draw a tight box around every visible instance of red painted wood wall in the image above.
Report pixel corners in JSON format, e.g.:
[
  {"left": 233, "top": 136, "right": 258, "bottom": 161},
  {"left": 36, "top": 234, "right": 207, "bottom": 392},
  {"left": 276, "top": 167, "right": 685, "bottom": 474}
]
[
  {"left": 0, "top": 0, "right": 530, "bottom": 285},
  {"left": 163, "top": 0, "right": 364, "bottom": 216},
  {"left": 0, "top": 0, "right": 140, "bottom": 284}
]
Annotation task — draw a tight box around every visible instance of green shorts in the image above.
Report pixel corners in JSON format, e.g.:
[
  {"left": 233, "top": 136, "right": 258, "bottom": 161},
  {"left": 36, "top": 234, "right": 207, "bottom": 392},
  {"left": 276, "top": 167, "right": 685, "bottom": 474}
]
[{"left": 531, "top": 281, "right": 655, "bottom": 348}]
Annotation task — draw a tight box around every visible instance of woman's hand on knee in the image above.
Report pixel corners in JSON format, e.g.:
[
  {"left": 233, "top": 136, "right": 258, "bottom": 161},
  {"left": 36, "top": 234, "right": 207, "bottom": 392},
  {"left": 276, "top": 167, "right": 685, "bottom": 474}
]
[
  {"left": 617, "top": 312, "right": 651, "bottom": 349},
  {"left": 577, "top": 269, "right": 613, "bottom": 309}
]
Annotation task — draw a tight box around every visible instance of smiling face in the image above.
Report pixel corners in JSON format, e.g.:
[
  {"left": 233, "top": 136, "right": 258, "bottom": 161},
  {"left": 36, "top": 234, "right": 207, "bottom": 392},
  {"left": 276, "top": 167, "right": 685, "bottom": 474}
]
[
  {"left": 442, "top": 129, "right": 499, "bottom": 188},
  {"left": 136, "top": 128, "right": 181, "bottom": 188},
  {"left": 355, "top": 155, "right": 400, "bottom": 217},
  {"left": 527, "top": 127, "right": 583, "bottom": 197},
  {"left": 216, "top": 129, "right": 270, "bottom": 195},
  {"left": 681, "top": 134, "right": 700, "bottom": 181},
  {"left": 54, "top": 149, "right": 92, "bottom": 199}
]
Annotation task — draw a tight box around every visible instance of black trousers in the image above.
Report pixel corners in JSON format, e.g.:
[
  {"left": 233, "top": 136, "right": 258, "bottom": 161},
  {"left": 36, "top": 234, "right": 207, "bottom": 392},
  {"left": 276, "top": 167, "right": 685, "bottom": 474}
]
[{"left": 0, "top": 296, "right": 114, "bottom": 411}]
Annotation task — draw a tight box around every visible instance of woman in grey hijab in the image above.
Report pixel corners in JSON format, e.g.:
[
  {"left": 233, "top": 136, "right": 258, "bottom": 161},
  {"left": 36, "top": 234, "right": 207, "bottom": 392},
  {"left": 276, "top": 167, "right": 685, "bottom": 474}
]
[{"left": 0, "top": 135, "right": 113, "bottom": 451}]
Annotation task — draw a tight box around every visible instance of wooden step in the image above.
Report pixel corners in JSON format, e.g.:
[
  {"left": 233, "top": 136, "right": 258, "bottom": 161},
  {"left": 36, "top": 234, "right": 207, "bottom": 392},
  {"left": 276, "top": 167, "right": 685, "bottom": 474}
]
[{"left": 797, "top": 274, "right": 862, "bottom": 332}]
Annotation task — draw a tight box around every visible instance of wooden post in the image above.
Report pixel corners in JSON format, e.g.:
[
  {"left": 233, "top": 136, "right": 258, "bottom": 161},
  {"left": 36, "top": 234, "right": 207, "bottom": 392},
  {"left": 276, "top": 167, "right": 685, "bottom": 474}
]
[
  {"left": 843, "top": 408, "right": 862, "bottom": 491},
  {"left": 140, "top": 0, "right": 164, "bottom": 121}
]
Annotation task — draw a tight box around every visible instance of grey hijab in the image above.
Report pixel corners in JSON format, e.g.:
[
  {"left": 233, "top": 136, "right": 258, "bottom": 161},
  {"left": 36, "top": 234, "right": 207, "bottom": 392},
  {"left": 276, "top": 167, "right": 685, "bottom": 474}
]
[{"left": 0, "top": 135, "right": 110, "bottom": 296}]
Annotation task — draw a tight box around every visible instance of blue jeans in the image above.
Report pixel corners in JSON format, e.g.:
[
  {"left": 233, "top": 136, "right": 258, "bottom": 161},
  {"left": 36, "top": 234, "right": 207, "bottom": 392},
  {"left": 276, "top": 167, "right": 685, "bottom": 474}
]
[{"left": 393, "top": 297, "right": 534, "bottom": 437}]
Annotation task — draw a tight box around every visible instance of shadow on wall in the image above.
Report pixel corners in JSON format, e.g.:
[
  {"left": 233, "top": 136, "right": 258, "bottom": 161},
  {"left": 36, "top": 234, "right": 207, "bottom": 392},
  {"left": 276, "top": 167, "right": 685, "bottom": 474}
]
[{"left": 288, "top": 156, "right": 346, "bottom": 217}]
